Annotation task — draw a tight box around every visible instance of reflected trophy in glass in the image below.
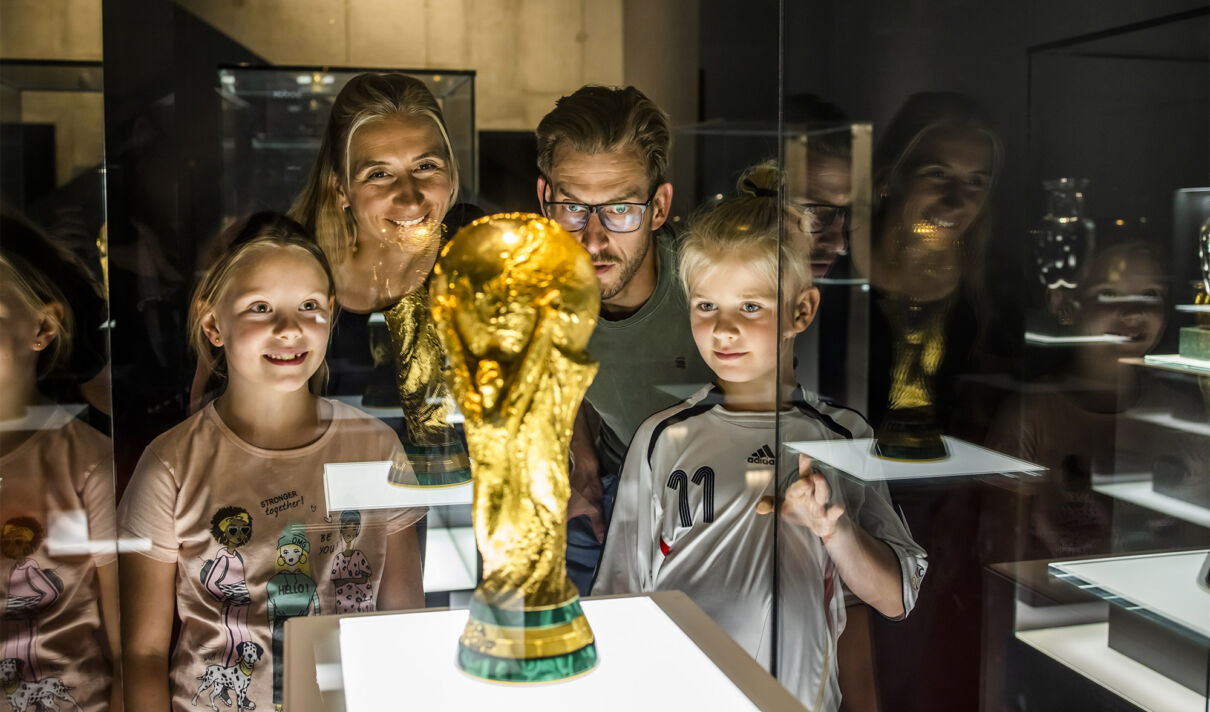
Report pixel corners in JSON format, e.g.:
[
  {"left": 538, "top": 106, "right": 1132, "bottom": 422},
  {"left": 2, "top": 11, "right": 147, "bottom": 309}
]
[
  {"left": 1178, "top": 216, "right": 1210, "bottom": 360},
  {"left": 1033, "top": 178, "right": 1095, "bottom": 291},
  {"left": 873, "top": 296, "right": 952, "bottom": 461},
  {"left": 383, "top": 286, "right": 473, "bottom": 487},
  {"left": 431, "top": 213, "right": 600, "bottom": 683}
]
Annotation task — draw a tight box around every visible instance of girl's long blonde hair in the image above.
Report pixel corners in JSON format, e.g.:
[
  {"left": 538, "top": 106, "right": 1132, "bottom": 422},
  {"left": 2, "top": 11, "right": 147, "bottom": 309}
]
[{"left": 289, "top": 73, "right": 459, "bottom": 266}]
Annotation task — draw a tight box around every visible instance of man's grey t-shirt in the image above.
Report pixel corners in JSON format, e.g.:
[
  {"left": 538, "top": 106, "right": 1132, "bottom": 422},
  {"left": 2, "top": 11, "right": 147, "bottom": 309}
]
[{"left": 586, "top": 230, "right": 714, "bottom": 473}]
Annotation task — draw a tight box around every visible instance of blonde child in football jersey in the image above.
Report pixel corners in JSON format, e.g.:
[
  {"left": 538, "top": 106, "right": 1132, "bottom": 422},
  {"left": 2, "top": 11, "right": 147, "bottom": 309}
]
[
  {"left": 594, "top": 164, "right": 926, "bottom": 710},
  {"left": 119, "top": 212, "right": 426, "bottom": 712}
]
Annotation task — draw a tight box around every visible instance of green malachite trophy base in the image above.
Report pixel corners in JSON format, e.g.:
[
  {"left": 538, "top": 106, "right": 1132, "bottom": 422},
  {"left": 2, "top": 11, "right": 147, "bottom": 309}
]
[
  {"left": 456, "top": 643, "right": 599, "bottom": 684},
  {"left": 389, "top": 441, "right": 473, "bottom": 487},
  {"left": 1179, "top": 326, "right": 1210, "bottom": 362},
  {"left": 456, "top": 596, "right": 599, "bottom": 684}
]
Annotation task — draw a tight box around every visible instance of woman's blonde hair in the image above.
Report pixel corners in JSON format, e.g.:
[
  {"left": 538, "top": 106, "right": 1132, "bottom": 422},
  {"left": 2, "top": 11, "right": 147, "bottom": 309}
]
[
  {"left": 0, "top": 214, "right": 84, "bottom": 377},
  {"left": 680, "top": 161, "right": 814, "bottom": 307},
  {"left": 188, "top": 212, "right": 336, "bottom": 380},
  {"left": 289, "top": 73, "right": 459, "bottom": 266}
]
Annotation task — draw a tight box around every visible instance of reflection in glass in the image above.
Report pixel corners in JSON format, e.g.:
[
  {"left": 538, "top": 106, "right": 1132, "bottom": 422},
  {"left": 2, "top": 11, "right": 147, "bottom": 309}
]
[
  {"left": 869, "top": 93, "right": 1002, "bottom": 461},
  {"left": 0, "top": 215, "right": 118, "bottom": 711}
]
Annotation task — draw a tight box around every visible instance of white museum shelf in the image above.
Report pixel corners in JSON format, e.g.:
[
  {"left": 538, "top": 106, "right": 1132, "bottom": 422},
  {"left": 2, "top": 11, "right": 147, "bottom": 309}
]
[
  {"left": 1050, "top": 550, "right": 1210, "bottom": 643},
  {"left": 1016, "top": 623, "right": 1206, "bottom": 712},
  {"left": 1126, "top": 409, "right": 1210, "bottom": 437},
  {"left": 1092, "top": 480, "right": 1210, "bottom": 529},
  {"left": 1138, "top": 354, "right": 1210, "bottom": 376},
  {"left": 324, "top": 460, "right": 473, "bottom": 514},
  {"left": 1025, "top": 331, "right": 1131, "bottom": 345},
  {"left": 787, "top": 436, "right": 1044, "bottom": 482},
  {"left": 422, "top": 526, "right": 475, "bottom": 593}
]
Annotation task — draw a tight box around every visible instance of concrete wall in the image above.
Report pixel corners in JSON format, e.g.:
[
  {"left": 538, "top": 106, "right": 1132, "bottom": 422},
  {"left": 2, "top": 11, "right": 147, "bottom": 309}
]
[
  {"left": 0, "top": 0, "right": 102, "bottom": 60},
  {"left": 175, "top": 0, "right": 627, "bottom": 130}
]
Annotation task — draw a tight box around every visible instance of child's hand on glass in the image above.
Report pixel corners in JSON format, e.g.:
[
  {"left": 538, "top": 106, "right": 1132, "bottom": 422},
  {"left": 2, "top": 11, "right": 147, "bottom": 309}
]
[{"left": 756, "top": 454, "right": 848, "bottom": 542}]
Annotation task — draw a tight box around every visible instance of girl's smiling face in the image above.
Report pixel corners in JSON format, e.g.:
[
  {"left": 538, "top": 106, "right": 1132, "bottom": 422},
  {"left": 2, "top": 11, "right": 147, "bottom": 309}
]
[{"left": 201, "top": 245, "right": 334, "bottom": 395}]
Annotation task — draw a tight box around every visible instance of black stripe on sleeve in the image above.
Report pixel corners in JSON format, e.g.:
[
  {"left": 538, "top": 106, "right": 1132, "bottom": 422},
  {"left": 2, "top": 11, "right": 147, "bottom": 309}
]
[
  {"left": 647, "top": 386, "right": 724, "bottom": 468},
  {"left": 791, "top": 387, "right": 855, "bottom": 440}
]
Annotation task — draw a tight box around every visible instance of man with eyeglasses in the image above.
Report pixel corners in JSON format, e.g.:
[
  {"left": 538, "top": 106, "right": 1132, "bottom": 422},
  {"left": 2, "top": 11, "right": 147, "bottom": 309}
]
[{"left": 535, "top": 85, "right": 712, "bottom": 592}]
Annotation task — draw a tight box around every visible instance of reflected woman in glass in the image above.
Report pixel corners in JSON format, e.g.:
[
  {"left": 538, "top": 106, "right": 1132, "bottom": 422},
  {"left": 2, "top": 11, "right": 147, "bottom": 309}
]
[
  {"left": 865, "top": 93, "right": 1002, "bottom": 712},
  {"left": 868, "top": 92, "right": 1003, "bottom": 450},
  {"left": 290, "top": 73, "right": 471, "bottom": 486},
  {"left": 0, "top": 215, "right": 119, "bottom": 711}
]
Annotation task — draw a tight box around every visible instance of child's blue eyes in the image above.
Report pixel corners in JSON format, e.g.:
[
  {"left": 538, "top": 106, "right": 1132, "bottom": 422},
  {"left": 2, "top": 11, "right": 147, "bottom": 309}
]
[{"left": 695, "top": 302, "right": 763, "bottom": 313}]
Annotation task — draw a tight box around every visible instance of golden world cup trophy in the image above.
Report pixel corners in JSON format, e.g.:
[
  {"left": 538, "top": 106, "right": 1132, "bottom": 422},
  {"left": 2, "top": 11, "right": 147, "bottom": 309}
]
[{"left": 430, "top": 213, "right": 600, "bottom": 683}]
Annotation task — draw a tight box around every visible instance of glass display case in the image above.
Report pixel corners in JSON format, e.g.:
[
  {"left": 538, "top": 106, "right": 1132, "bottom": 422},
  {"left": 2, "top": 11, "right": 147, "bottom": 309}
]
[{"left": 5, "top": 1, "right": 1206, "bottom": 710}]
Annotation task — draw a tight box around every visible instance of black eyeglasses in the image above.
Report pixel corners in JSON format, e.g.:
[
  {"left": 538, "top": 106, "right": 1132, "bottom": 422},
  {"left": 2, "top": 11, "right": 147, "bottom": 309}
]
[
  {"left": 542, "top": 184, "right": 658, "bottom": 234},
  {"left": 790, "top": 203, "right": 851, "bottom": 233}
]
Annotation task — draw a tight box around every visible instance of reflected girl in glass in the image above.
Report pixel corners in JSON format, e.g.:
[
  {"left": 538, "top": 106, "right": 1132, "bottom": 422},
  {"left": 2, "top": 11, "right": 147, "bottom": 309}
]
[
  {"left": 290, "top": 73, "right": 471, "bottom": 486},
  {"left": 0, "top": 215, "right": 119, "bottom": 711}
]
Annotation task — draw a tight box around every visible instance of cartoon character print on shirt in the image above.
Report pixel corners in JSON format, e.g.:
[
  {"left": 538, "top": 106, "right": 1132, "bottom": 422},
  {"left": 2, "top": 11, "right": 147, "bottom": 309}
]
[
  {"left": 266, "top": 523, "right": 319, "bottom": 707},
  {"left": 0, "top": 517, "right": 65, "bottom": 686},
  {"left": 200, "top": 506, "right": 254, "bottom": 673},
  {"left": 330, "top": 511, "right": 374, "bottom": 613}
]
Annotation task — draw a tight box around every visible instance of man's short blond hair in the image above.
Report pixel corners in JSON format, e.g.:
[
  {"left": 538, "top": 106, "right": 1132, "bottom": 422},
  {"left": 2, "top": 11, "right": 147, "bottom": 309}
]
[{"left": 536, "top": 85, "right": 671, "bottom": 189}]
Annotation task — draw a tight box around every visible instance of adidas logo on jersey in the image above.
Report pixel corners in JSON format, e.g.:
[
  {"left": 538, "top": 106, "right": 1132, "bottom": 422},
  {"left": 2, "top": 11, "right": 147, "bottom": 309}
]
[{"left": 747, "top": 444, "right": 776, "bottom": 465}]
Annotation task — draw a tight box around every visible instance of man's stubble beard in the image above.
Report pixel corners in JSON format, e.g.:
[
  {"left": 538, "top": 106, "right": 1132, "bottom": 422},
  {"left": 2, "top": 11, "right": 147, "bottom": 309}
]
[{"left": 597, "top": 232, "right": 653, "bottom": 302}]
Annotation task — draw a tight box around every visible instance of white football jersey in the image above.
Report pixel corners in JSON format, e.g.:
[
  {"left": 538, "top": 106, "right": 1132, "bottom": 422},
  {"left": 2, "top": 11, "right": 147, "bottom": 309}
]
[{"left": 594, "top": 384, "right": 927, "bottom": 711}]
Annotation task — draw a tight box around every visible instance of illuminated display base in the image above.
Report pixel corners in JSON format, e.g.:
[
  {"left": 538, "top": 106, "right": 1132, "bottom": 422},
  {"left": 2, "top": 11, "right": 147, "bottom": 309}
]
[{"left": 284, "top": 592, "right": 805, "bottom": 711}]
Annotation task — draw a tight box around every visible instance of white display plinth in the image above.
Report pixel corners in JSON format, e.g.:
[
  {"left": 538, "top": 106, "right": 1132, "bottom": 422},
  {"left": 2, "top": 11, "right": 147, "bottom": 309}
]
[
  {"left": 1050, "top": 550, "right": 1210, "bottom": 643},
  {"left": 285, "top": 591, "right": 805, "bottom": 712},
  {"left": 339, "top": 597, "right": 761, "bottom": 711},
  {"left": 323, "top": 461, "right": 473, "bottom": 514},
  {"left": 786, "top": 436, "right": 1044, "bottom": 482}
]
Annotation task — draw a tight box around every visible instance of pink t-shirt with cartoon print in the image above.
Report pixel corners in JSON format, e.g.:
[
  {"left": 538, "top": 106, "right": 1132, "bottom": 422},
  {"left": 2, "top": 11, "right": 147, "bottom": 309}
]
[
  {"left": 0, "top": 406, "right": 117, "bottom": 712},
  {"left": 117, "top": 399, "right": 425, "bottom": 712}
]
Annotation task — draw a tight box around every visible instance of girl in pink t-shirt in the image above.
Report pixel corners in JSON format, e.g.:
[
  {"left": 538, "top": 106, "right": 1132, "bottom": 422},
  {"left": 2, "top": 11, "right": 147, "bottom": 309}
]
[{"left": 119, "top": 212, "right": 426, "bottom": 712}]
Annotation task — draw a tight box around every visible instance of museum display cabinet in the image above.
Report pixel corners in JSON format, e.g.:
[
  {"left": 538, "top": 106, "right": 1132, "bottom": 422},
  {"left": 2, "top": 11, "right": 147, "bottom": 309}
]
[{"left": 2, "top": 1, "right": 1207, "bottom": 710}]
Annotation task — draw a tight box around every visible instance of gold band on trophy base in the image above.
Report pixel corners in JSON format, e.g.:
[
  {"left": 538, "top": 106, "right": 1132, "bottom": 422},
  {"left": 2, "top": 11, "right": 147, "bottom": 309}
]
[{"left": 431, "top": 213, "right": 601, "bottom": 684}]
